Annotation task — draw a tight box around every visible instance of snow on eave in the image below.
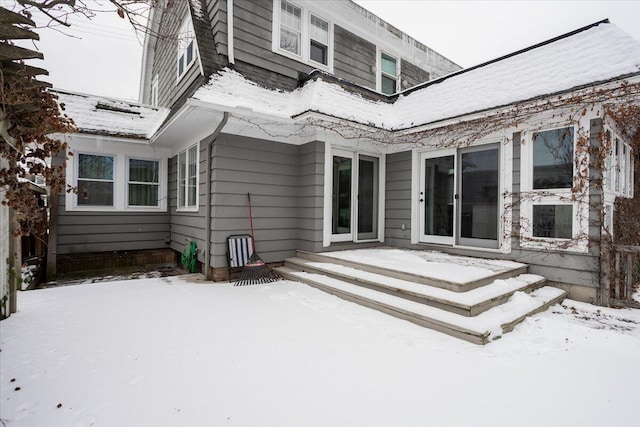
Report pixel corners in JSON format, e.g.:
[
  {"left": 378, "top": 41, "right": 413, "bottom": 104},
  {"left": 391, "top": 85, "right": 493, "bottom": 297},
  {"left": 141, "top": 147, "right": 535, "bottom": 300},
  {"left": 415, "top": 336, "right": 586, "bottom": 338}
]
[
  {"left": 189, "top": 20, "right": 640, "bottom": 136},
  {"left": 51, "top": 88, "right": 170, "bottom": 139}
]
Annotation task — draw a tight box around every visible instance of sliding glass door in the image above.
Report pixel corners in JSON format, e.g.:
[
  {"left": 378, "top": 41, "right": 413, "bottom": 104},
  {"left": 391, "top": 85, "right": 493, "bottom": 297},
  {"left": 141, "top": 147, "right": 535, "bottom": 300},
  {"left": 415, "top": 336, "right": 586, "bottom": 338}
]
[{"left": 419, "top": 145, "right": 500, "bottom": 248}]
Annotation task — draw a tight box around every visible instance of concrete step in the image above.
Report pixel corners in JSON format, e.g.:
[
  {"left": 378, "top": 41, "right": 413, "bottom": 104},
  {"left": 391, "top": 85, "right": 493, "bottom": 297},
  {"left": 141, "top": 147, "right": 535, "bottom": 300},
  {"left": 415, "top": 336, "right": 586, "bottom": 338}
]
[
  {"left": 276, "top": 266, "right": 567, "bottom": 345},
  {"left": 296, "top": 250, "right": 528, "bottom": 292},
  {"left": 283, "top": 256, "right": 546, "bottom": 316}
]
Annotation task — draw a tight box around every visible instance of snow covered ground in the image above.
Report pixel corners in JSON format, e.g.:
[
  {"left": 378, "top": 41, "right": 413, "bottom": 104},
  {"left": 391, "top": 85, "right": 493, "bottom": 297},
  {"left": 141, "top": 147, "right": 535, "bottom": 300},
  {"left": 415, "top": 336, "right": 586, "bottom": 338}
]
[{"left": 1, "top": 276, "right": 639, "bottom": 427}]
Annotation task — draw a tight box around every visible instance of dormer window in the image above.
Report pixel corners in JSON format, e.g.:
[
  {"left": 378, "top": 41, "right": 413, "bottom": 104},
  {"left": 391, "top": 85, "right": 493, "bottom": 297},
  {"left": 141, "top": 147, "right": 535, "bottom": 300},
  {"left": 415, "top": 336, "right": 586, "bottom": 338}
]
[
  {"left": 380, "top": 52, "right": 398, "bottom": 95},
  {"left": 273, "top": 0, "right": 333, "bottom": 71},
  {"left": 177, "top": 17, "right": 197, "bottom": 80}
]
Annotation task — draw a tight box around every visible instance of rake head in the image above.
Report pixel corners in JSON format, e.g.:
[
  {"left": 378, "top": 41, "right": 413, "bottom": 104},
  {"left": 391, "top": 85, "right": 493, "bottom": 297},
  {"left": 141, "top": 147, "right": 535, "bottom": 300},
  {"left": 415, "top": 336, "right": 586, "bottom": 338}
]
[{"left": 234, "top": 252, "right": 281, "bottom": 286}]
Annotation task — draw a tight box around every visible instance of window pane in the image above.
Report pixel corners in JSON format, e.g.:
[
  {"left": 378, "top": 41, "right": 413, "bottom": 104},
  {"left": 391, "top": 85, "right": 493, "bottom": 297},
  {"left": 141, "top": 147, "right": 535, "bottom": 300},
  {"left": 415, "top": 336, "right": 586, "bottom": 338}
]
[
  {"left": 129, "top": 159, "right": 159, "bottom": 183},
  {"left": 533, "top": 205, "right": 572, "bottom": 239},
  {"left": 129, "top": 183, "right": 159, "bottom": 206},
  {"left": 280, "top": 27, "right": 300, "bottom": 54},
  {"left": 78, "top": 180, "right": 114, "bottom": 206},
  {"left": 310, "top": 15, "right": 328, "bottom": 44},
  {"left": 332, "top": 156, "right": 351, "bottom": 234},
  {"left": 310, "top": 40, "right": 327, "bottom": 65},
  {"left": 381, "top": 75, "right": 396, "bottom": 95},
  {"left": 186, "top": 41, "right": 194, "bottom": 65},
  {"left": 178, "top": 55, "right": 184, "bottom": 76},
  {"left": 533, "top": 127, "right": 574, "bottom": 189},
  {"left": 178, "top": 151, "right": 186, "bottom": 207},
  {"left": 79, "top": 154, "right": 113, "bottom": 180},
  {"left": 188, "top": 145, "right": 198, "bottom": 207},
  {"left": 281, "top": 1, "right": 301, "bottom": 30},
  {"left": 424, "top": 156, "right": 454, "bottom": 237},
  {"left": 381, "top": 53, "right": 396, "bottom": 77}
]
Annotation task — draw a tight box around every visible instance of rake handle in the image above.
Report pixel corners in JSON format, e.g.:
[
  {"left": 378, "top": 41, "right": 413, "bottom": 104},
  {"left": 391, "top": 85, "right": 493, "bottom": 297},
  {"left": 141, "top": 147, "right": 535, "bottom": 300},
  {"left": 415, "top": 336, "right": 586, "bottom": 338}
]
[{"left": 247, "top": 193, "right": 256, "bottom": 253}]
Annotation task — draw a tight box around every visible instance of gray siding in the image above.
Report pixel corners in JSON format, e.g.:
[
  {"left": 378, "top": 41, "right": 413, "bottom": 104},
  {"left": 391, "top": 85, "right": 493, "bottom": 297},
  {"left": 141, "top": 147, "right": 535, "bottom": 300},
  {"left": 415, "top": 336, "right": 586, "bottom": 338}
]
[
  {"left": 153, "top": 1, "right": 204, "bottom": 109},
  {"left": 400, "top": 58, "right": 430, "bottom": 90},
  {"left": 55, "top": 200, "right": 170, "bottom": 254},
  {"left": 333, "top": 25, "right": 376, "bottom": 89},
  {"left": 208, "top": 135, "right": 324, "bottom": 268},
  {"left": 385, "top": 151, "right": 413, "bottom": 246}
]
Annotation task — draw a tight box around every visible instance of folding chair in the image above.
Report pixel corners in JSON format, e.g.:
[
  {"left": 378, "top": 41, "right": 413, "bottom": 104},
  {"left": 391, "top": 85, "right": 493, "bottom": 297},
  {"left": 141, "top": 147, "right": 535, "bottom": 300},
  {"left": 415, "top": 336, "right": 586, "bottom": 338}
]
[{"left": 227, "top": 234, "right": 254, "bottom": 280}]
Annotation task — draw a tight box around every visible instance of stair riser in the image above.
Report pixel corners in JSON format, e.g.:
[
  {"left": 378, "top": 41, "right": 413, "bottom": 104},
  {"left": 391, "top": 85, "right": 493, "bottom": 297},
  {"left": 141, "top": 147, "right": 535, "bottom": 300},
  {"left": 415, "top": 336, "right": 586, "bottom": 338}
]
[
  {"left": 278, "top": 270, "right": 489, "bottom": 345},
  {"left": 285, "top": 258, "right": 544, "bottom": 317},
  {"left": 297, "top": 250, "right": 527, "bottom": 292}
]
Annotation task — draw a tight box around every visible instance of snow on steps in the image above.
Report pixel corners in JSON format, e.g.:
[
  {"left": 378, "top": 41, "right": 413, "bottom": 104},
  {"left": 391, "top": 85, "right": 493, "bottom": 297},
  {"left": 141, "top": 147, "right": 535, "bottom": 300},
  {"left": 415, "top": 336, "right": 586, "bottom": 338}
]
[
  {"left": 282, "top": 256, "right": 546, "bottom": 316},
  {"left": 295, "top": 250, "right": 528, "bottom": 292},
  {"left": 277, "top": 266, "right": 567, "bottom": 345}
]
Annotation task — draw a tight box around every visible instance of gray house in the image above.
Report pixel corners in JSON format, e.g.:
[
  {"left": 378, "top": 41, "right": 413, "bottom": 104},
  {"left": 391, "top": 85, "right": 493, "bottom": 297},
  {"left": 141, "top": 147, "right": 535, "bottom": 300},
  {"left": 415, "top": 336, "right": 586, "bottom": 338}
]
[{"left": 50, "top": 0, "right": 639, "bottom": 308}]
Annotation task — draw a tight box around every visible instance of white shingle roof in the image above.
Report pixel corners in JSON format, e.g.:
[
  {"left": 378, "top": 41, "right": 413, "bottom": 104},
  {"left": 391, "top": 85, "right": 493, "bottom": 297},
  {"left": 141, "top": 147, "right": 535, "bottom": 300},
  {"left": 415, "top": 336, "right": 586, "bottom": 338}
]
[
  {"left": 193, "top": 20, "right": 640, "bottom": 130},
  {"left": 53, "top": 90, "right": 169, "bottom": 139}
]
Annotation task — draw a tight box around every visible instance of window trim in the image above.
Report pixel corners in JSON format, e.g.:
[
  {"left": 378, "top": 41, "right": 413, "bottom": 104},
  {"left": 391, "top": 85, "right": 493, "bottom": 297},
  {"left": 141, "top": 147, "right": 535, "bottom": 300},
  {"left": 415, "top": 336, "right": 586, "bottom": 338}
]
[
  {"left": 126, "top": 157, "right": 161, "bottom": 208},
  {"left": 604, "top": 126, "right": 634, "bottom": 198},
  {"left": 177, "top": 143, "right": 199, "bottom": 212},
  {"left": 272, "top": 0, "right": 334, "bottom": 72},
  {"left": 76, "top": 152, "right": 116, "bottom": 208},
  {"left": 65, "top": 138, "right": 168, "bottom": 213},
  {"left": 520, "top": 125, "right": 586, "bottom": 248},
  {"left": 176, "top": 16, "right": 198, "bottom": 81},
  {"left": 378, "top": 50, "right": 399, "bottom": 95}
]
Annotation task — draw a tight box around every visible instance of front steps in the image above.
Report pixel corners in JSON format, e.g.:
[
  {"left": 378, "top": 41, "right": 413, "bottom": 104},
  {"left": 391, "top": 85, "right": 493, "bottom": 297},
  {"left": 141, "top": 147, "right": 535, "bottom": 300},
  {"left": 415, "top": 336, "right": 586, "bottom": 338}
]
[{"left": 274, "top": 250, "right": 566, "bottom": 345}]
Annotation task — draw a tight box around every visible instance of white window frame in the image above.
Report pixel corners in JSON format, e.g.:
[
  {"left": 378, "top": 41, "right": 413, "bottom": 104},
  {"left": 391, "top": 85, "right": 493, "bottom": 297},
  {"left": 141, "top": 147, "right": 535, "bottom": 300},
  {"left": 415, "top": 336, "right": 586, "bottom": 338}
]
[
  {"left": 76, "top": 153, "right": 116, "bottom": 208},
  {"left": 65, "top": 138, "right": 168, "bottom": 213},
  {"left": 177, "top": 16, "right": 197, "bottom": 81},
  {"left": 272, "top": 0, "right": 334, "bottom": 72},
  {"left": 177, "top": 143, "right": 199, "bottom": 212},
  {"left": 604, "top": 126, "right": 634, "bottom": 199},
  {"left": 378, "top": 50, "right": 399, "bottom": 95},
  {"left": 520, "top": 125, "right": 588, "bottom": 250},
  {"left": 323, "top": 144, "right": 385, "bottom": 247},
  {"left": 126, "top": 157, "right": 161, "bottom": 208}
]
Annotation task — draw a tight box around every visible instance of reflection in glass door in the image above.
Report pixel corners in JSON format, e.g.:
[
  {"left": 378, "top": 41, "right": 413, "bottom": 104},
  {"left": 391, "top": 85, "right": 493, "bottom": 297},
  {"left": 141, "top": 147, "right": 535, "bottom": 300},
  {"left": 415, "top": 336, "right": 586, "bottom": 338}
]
[
  {"left": 458, "top": 146, "right": 499, "bottom": 248},
  {"left": 357, "top": 156, "right": 379, "bottom": 240},
  {"left": 332, "top": 155, "right": 352, "bottom": 236}
]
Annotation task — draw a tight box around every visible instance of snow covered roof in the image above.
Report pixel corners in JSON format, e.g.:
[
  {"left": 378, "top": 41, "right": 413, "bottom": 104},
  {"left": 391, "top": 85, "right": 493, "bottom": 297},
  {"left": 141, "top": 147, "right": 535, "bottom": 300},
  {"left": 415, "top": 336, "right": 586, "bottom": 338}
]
[
  {"left": 193, "top": 20, "right": 640, "bottom": 131},
  {"left": 52, "top": 89, "right": 169, "bottom": 139}
]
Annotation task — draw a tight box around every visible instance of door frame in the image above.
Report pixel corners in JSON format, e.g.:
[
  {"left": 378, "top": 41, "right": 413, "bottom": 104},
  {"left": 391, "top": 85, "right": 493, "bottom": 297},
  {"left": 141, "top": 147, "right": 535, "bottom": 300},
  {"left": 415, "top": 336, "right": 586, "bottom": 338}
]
[
  {"left": 412, "top": 141, "right": 505, "bottom": 251},
  {"left": 323, "top": 145, "right": 385, "bottom": 247}
]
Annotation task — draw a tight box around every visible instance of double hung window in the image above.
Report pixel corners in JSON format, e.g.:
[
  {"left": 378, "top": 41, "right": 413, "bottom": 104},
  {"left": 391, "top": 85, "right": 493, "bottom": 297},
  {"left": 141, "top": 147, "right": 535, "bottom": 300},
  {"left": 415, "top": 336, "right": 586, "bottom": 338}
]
[
  {"left": 78, "top": 154, "right": 114, "bottom": 206},
  {"left": 380, "top": 53, "right": 398, "bottom": 95},
  {"left": 178, "top": 144, "right": 199, "bottom": 210},
  {"left": 604, "top": 129, "right": 634, "bottom": 198},
  {"left": 274, "top": 0, "right": 332, "bottom": 70},
  {"left": 128, "top": 159, "right": 160, "bottom": 207},
  {"left": 177, "top": 17, "right": 197, "bottom": 80}
]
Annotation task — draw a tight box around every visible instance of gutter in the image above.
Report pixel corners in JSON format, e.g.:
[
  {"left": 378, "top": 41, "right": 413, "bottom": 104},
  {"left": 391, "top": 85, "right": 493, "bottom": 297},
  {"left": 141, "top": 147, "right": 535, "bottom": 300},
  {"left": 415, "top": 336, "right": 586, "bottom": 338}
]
[{"left": 204, "top": 111, "right": 230, "bottom": 280}]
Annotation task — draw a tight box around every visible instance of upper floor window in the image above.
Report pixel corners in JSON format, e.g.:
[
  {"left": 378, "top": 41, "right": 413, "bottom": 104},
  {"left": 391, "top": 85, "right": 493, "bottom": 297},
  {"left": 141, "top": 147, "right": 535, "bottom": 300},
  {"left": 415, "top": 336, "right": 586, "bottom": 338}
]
[
  {"left": 380, "top": 52, "right": 398, "bottom": 95},
  {"left": 532, "top": 127, "right": 574, "bottom": 189},
  {"left": 178, "top": 144, "right": 199, "bottom": 210},
  {"left": 273, "top": 0, "right": 333, "bottom": 71},
  {"left": 177, "top": 17, "right": 197, "bottom": 80}
]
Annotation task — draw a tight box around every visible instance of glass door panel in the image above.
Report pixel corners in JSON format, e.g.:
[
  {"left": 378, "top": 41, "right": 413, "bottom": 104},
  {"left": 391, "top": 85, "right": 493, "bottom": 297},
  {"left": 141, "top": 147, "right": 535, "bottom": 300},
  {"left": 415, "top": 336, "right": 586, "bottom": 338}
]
[
  {"left": 458, "top": 146, "right": 499, "bottom": 248},
  {"left": 423, "top": 155, "right": 455, "bottom": 241},
  {"left": 332, "top": 155, "right": 352, "bottom": 236},
  {"left": 357, "top": 156, "right": 379, "bottom": 240}
]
